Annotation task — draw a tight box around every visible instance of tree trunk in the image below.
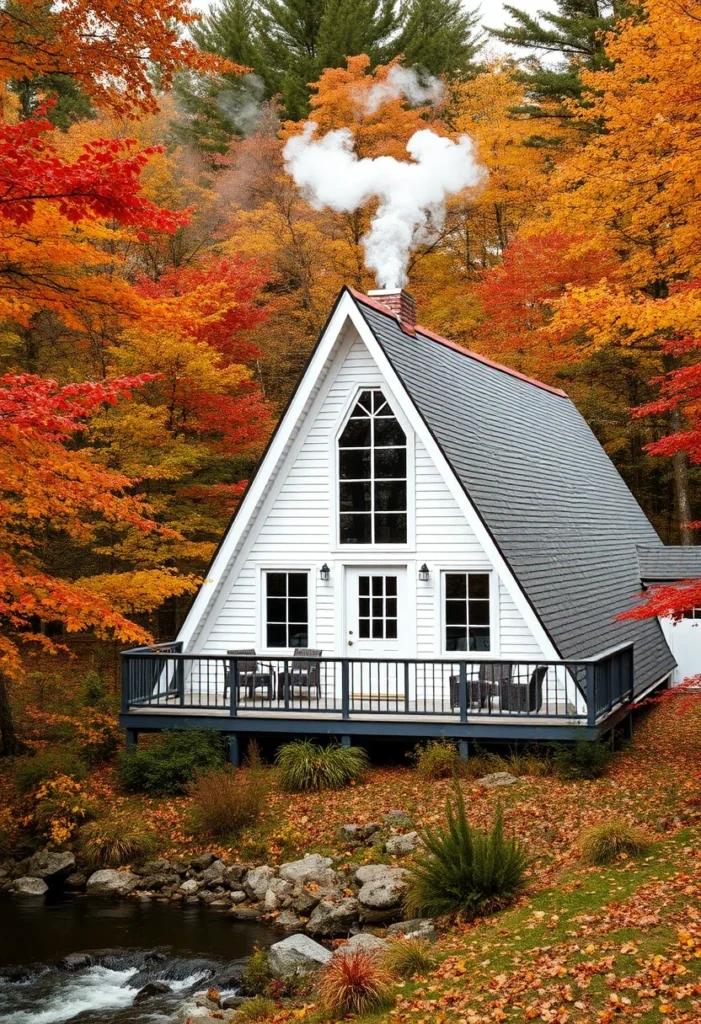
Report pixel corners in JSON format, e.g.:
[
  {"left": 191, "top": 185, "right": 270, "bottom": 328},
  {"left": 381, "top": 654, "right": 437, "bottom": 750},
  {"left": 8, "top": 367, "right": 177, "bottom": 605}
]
[
  {"left": 670, "top": 406, "right": 694, "bottom": 545},
  {"left": 0, "top": 670, "right": 22, "bottom": 756}
]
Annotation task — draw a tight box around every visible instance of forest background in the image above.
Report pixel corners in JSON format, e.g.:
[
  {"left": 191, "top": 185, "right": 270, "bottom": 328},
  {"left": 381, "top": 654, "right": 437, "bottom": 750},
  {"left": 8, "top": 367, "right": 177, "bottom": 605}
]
[{"left": 2, "top": 0, "right": 701, "bottom": 754}]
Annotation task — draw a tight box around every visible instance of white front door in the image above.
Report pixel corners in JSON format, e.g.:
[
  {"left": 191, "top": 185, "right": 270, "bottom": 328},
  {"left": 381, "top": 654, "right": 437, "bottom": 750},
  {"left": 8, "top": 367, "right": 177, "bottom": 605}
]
[{"left": 344, "top": 566, "right": 408, "bottom": 656}]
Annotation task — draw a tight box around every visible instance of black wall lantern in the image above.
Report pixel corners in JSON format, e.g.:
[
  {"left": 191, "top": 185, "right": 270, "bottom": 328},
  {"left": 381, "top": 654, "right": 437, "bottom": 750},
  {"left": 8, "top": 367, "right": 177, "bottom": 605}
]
[
  {"left": 418, "top": 563, "right": 430, "bottom": 582},
  {"left": 320, "top": 563, "right": 330, "bottom": 582}
]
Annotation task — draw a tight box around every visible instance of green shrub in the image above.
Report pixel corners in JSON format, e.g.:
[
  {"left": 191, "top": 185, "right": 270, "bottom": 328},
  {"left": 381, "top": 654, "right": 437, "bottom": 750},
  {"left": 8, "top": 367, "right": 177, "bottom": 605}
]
[
  {"left": 13, "top": 748, "right": 88, "bottom": 794},
  {"left": 79, "top": 818, "right": 158, "bottom": 868},
  {"left": 76, "top": 711, "right": 121, "bottom": 765},
  {"left": 116, "top": 730, "right": 227, "bottom": 796},
  {"left": 405, "top": 788, "right": 528, "bottom": 920},
  {"left": 233, "top": 995, "right": 276, "bottom": 1023},
  {"left": 410, "top": 739, "right": 463, "bottom": 780},
  {"left": 187, "top": 762, "right": 268, "bottom": 841},
  {"left": 242, "top": 949, "right": 273, "bottom": 996},
  {"left": 580, "top": 818, "right": 651, "bottom": 865},
  {"left": 463, "top": 749, "right": 507, "bottom": 780},
  {"left": 552, "top": 735, "right": 613, "bottom": 780},
  {"left": 505, "top": 747, "right": 554, "bottom": 778},
  {"left": 275, "top": 739, "right": 369, "bottom": 792},
  {"left": 382, "top": 938, "right": 437, "bottom": 979}
]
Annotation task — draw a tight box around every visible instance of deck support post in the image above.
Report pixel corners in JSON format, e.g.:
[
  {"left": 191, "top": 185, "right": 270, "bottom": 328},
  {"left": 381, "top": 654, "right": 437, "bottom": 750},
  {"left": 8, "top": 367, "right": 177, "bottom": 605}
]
[
  {"left": 341, "top": 735, "right": 351, "bottom": 749},
  {"left": 623, "top": 712, "right": 634, "bottom": 741},
  {"left": 459, "top": 738, "right": 469, "bottom": 762},
  {"left": 227, "top": 734, "right": 240, "bottom": 767},
  {"left": 125, "top": 728, "right": 139, "bottom": 754}
]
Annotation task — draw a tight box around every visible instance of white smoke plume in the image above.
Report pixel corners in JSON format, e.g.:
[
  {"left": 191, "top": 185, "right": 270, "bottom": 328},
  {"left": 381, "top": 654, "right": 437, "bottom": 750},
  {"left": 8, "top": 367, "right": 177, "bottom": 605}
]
[
  {"left": 361, "top": 66, "right": 444, "bottom": 114},
  {"left": 283, "top": 124, "right": 486, "bottom": 289}
]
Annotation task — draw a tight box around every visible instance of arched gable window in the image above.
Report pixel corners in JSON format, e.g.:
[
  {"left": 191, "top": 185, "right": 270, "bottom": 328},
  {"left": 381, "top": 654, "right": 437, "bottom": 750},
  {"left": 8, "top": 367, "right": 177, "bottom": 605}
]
[{"left": 338, "top": 389, "right": 407, "bottom": 544}]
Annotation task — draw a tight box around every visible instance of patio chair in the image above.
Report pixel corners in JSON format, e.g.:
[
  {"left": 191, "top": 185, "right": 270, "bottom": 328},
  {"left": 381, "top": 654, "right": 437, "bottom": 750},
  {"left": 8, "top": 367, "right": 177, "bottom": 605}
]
[
  {"left": 501, "top": 665, "right": 547, "bottom": 713},
  {"left": 450, "top": 662, "right": 512, "bottom": 711},
  {"left": 278, "top": 648, "right": 322, "bottom": 700},
  {"left": 224, "top": 649, "right": 274, "bottom": 701}
]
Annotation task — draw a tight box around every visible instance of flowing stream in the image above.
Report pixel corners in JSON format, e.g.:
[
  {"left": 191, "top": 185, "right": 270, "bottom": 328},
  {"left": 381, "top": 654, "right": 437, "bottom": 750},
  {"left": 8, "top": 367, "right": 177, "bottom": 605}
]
[{"left": 0, "top": 894, "right": 277, "bottom": 1024}]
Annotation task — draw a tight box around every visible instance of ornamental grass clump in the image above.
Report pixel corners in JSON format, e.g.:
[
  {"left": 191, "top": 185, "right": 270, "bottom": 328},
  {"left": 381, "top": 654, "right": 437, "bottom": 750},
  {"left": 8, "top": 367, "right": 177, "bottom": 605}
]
[
  {"left": 232, "top": 995, "right": 276, "bottom": 1023},
  {"left": 405, "top": 787, "right": 528, "bottom": 920},
  {"left": 317, "top": 949, "right": 393, "bottom": 1017},
  {"left": 275, "top": 739, "right": 369, "bottom": 792},
  {"left": 79, "top": 818, "right": 158, "bottom": 868},
  {"left": 187, "top": 762, "right": 268, "bottom": 841},
  {"left": 580, "top": 818, "right": 651, "bottom": 865},
  {"left": 410, "top": 738, "right": 463, "bottom": 780},
  {"left": 382, "top": 938, "right": 437, "bottom": 979}
]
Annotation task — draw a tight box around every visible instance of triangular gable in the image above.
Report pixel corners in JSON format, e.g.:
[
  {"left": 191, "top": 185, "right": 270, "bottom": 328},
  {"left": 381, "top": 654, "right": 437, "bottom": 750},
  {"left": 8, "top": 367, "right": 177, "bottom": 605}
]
[{"left": 178, "top": 288, "right": 560, "bottom": 659}]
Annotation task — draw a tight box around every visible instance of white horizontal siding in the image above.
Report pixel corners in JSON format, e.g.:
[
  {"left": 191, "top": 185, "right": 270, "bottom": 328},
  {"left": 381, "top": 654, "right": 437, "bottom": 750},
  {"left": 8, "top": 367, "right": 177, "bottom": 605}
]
[{"left": 199, "top": 329, "right": 543, "bottom": 669}]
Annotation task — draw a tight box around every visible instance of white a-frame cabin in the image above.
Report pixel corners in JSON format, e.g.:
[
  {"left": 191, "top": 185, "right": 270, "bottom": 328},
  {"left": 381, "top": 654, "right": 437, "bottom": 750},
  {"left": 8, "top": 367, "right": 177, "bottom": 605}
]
[{"left": 120, "top": 286, "right": 700, "bottom": 760}]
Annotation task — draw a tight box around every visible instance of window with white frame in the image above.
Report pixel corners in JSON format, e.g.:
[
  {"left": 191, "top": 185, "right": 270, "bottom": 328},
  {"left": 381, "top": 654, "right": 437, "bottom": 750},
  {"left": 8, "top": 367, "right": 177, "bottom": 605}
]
[
  {"left": 682, "top": 608, "right": 701, "bottom": 619},
  {"left": 338, "top": 389, "right": 407, "bottom": 544},
  {"left": 444, "top": 573, "right": 491, "bottom": 651},
  {"left": 265, "top": 572, "right": 308, "bottom": 648}
]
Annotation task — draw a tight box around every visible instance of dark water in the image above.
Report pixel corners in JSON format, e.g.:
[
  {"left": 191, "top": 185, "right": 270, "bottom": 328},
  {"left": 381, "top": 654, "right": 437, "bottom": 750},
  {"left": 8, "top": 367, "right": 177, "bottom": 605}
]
[{"left": 0, "top": 895, "right": 277, "bottom": 1024}]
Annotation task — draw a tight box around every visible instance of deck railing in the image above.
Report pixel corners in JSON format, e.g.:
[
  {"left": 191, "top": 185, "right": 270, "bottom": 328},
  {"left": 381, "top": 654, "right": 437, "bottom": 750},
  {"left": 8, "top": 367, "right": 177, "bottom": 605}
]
[{"left": 121, "top": 643, "right": 634, "bottom": 725}]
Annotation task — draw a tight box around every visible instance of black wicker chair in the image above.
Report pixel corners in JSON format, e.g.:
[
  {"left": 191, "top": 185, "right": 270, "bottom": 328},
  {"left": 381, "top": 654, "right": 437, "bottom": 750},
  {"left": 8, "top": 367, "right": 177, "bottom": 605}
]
[
  {"left": 450, "top": 662, "right": 512, "bottom": 711},
  {"left": 224, "top": 649, "right": 274, "bottom": 701},
  {"left": 501, "top": 664, "right": 547, "bottom": 713},
  {"left": 277, "top": 648, "right": 322, "bottom": 700}
]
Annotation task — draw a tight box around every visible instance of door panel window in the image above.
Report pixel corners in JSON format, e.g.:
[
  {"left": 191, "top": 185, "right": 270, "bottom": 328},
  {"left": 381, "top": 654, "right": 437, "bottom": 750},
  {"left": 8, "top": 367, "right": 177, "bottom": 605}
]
[{"left": 358, "top": 574, "right": 398, "bottom": 639}]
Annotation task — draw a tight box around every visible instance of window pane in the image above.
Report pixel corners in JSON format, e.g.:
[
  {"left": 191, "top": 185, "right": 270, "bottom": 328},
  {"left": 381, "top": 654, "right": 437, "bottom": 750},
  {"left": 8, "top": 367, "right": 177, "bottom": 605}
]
[
  {"left": 374, "top": 418, "right": 405, "bottom": 447},
  {"left": 374, "top": 480, "right": 406, "bottom": 512},
  {"left": 359, "top": 619, "right": 370, "bottom": 638},
  {"left": 359, "top": 576, "right": 370, "bottom": 596},
  {"left": 359, "top": 597, "right": 370, "bottom": 617},
  {"left": 446, "top": 574, "right": 466, "bottom": 599},
  {"left": 339, "top": 418, "right": 371, "bottom": 447},
  {"left": 371, "top": 576, "right": 383, "bottom": 595},
  {"left": 469, "top": 628, "right": 491, "bottom": 651},
  {"left": 374, "top": 447, "right": 406, "bottom": 478},
  {"left": 372, "top": 390, "right": 388, "bottom": 414},
  {"left": 266, "top": 598, "right": 286, "bottom": 622},
  {"left": 266, "top": 572, "right": 286, "bottom": 597},
  {"left": 288, "top": 573, "right": 307, "bottom": 597},
  {"left": 267, "top": 623, "right": 286, "bottom": 647},
  {"left": 288, "top": 598, "right": 307, "bottom": 622},
  {"left": 372, "top": 619, "right": 383, "bottom": 638},
  {"left": 289, "top": 625, "right": 308, "bottom": 648},
  {"left": 358, "top": 391, "right": 373, "bottom": 412},
  {"left": 375, "top": 513, "right": 407, "bottom": 543},
  {"left": 340, "top": 481, "right": 371, "bottom": 512},
  {"left": 340, "top": 448, "right": 371, "bottom": 479},
  {"left": 446, "top": 599, "right": 467, "bottom": 626},
  {"left": 469, "top": 600, "right": 490, "bottom": 626},
  {"left": 446, "top": 626, "right": 468, "bottom": 651},
  {"left": 468, "top": 574, "right": 489, "bottom": 599},
  {"left": 386, "top": 619, "right": 397, "bottom": 639},
  {"left": 386, "top": 597, "right": 397, "bottom": 617},
  {"left": 340, "top": 514, "right": 371, "bottom": 544},
  {"left": 372, "top": 597, "right": 383, "bottom": 616},
  {"left": 385, "top": 576, "right": 397, "bottom": 596}
]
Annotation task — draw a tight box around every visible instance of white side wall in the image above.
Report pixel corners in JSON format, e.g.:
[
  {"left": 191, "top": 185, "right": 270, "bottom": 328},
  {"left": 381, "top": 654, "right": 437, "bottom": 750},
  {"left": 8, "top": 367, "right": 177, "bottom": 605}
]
[
  {"left": 198, "top": 329, "right": 544, "bottom": 668},
  {"left": 659, "top": 615, "right": 701, "bottom": 685}
]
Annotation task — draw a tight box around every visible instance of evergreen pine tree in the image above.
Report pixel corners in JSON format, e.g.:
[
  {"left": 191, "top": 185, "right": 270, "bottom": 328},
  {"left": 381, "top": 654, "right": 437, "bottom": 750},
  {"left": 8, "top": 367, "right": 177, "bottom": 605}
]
[{"left": 396, "top": 0, "right": 483, "bottom": 80}]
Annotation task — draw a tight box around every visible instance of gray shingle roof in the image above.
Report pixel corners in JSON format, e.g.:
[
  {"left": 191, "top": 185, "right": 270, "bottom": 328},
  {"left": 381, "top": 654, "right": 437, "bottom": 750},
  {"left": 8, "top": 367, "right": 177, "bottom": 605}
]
[
  {"left": 637, "top": 545, "right": 701, "bottom": 582},
  {"left": 353, "top": 292, "right": 675, "bottom": 694}
]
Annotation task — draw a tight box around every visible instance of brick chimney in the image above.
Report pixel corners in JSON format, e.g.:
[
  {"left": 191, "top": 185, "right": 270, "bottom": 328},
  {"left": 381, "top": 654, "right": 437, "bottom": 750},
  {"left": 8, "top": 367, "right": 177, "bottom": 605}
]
[{"left": 368, "top": 288, "right": 416, "bottom": 334}]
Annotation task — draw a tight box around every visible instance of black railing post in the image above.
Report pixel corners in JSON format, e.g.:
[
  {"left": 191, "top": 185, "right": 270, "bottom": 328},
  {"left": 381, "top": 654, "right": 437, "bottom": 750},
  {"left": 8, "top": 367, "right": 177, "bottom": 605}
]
[
  {"left": 121, "top": 656, "right": 130, "bottom": 713},
  {"left": 341, "top": 660, "right": 350, "bottom": 720},
  {"left": 177, "top": 657, "right": 184, "bottom": 706},
  {"left": 404, "top": 661, "right": 410, "bottom": 710},
  {"left": 229, "top": 657, "right": 238, "bottom": 718},
  {"left": 284, "top": 660, "right": 290, "bottom": 710},
  {"left": 586, "top": 663, "right": 596, "bottom": 726},
  {"left": 459, "top": 662, "right": 468, "bottom": 723}
]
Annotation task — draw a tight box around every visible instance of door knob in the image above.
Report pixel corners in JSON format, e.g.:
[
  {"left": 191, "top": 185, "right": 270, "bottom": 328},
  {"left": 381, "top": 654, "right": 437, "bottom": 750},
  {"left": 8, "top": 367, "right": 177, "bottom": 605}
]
[{"left": 348, "top": 641, "right": 354, "bottom": 647}]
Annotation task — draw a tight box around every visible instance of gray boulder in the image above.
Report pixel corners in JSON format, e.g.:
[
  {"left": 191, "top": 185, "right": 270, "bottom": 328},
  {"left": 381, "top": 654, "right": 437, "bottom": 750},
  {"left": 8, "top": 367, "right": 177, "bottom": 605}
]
[
  {"left": 134, "top": 981, "right": 171, "bottom": 1003},
  {"left": 223, "top": 863, "right": 248, "bottom": 888},
  {"left": 244, "top": 865, "right": 275, "bottom": 900},
  {"left": 343, "top": 932, "right": 389, "bottom": 954},
  {"left": 358, "top": 823, "right": 382, "bottom": 840},
  {"left": 387, "top": 918, "right": 436, "bottom": 941},
  {"left": 179, "top": 878, "right": 200, "bottom": 895},
  {"left": 307, "top": 897, "right": 360, "bottom": 937},
  {"left": 292, "top": 887, "right": 322, "bottom": 915},
  {"left": 478, "top": 772, "right": 518, "bottom": 789},
  {"left": 65, "top": 872, "right": 87, "bottom": 890},
  {"left": 278, "top": 854, "right": 334, "bottom": 885},
  {"left": 275, "top": 909, "right": 303, "bottom": 931},
  {"left": 230, "top": 890, "right": 247, "bottom": 904},
  {"left": 201, "top": 860, "right": 226, "bottom": 887},
  {"left": 86, "top": 869, "right": 140, "bottom": 897},
  {"left": 355, "top": 864, "right": 410, "bottom": 886},
  {"left": 268, "top": 933, "right": 332, "bottom": 979},
  {"left": 338, "top": 824, "right": 360, "bottom": 843},
  {"left": 358, "top": 868, "right": 410, "bottom": 923},
  {"left": 12, "top": 876, "right": 48, "bottom": 896},
  {"left": 27, "top": 850, "right": 75, "bottom": 882},
  {"left": 383, "top": 810, "right": 413, "bottom": 829},
  {"left": 385, "top": 832, "right": 419, "bottom": 856},
  {"left": 189, "top": 853, "right": 216, "bottom": 871}
]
